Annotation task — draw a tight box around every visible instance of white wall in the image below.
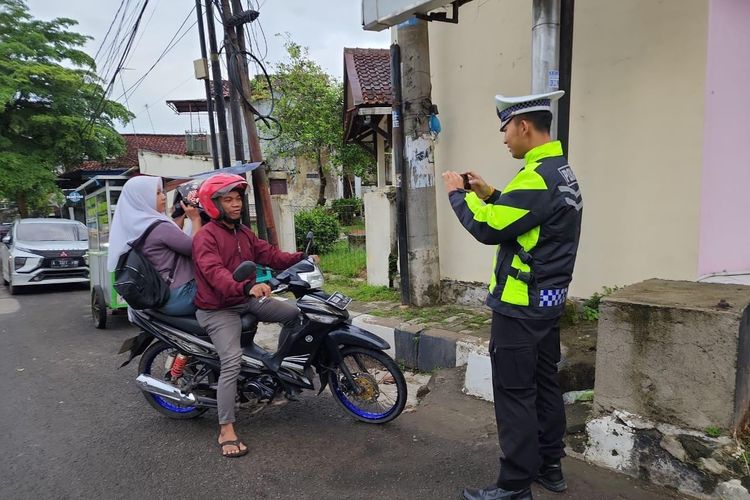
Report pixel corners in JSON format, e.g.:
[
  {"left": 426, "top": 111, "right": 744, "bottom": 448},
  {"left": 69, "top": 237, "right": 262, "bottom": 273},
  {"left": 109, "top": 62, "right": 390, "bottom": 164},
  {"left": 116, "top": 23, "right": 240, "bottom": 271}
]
[
  {"left": 429, "top": 0, "right": 709, "bottom": 298},
  {"left": 430, "top": 0, "right": 532, "bottom": 288}
]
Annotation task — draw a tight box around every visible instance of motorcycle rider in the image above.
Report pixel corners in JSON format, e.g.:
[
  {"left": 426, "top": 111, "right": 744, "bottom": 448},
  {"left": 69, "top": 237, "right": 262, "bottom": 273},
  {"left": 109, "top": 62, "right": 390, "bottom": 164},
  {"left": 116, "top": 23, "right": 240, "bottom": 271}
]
[{"left": 192, "top": 173, "right": 316, "bottom": 458}]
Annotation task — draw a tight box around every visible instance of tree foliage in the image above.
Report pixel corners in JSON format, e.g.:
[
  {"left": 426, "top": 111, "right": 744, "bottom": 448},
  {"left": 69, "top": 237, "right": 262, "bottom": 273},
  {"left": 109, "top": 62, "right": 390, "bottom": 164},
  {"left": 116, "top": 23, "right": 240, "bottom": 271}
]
[
  {"left": 0, "top": 0, "right": 132, "bottom": 215},
  {"left": 263, "top": 39, "right": 374, "bottom": 206}
]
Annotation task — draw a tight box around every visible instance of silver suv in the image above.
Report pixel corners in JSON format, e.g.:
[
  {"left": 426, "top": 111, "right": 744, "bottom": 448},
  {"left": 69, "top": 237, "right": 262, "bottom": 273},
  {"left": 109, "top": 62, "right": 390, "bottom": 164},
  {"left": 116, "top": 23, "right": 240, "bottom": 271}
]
[{"left": 1, "top": 218, "right": 89, "bottom": 294}]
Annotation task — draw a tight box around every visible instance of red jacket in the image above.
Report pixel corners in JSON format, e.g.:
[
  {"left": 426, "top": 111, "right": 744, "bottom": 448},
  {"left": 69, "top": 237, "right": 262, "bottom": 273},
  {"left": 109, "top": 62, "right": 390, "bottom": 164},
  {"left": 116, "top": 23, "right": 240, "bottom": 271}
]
[{"left": 192, "top": 221, "right": 304, "bottom": 310}]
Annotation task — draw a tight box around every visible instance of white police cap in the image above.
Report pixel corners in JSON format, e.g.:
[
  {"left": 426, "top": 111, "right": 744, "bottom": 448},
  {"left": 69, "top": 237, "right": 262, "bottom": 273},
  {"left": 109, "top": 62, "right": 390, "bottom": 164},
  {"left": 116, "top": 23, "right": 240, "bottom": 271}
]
[{"left": 495, "top": 90, "right": 565, "bottom": 131}]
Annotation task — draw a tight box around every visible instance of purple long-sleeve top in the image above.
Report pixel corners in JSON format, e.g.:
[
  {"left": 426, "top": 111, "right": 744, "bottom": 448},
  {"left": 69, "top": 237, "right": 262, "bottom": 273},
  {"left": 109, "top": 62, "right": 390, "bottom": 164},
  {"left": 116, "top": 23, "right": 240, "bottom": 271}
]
[{"left": 141, "top": 223, "right": 194, "bottom": 289}]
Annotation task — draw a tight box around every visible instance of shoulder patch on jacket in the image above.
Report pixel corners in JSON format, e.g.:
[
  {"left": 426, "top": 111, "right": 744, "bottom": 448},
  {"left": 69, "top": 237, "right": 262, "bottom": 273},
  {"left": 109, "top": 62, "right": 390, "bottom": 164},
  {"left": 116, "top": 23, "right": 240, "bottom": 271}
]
[{"left": 557, "top": 164, "right": 578, "bottom": 186}]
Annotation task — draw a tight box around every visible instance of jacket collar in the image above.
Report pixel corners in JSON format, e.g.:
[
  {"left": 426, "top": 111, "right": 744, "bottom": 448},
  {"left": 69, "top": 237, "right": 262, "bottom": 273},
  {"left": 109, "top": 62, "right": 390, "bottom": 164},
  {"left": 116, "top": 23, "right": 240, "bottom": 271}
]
[
  {"left": 524, "top": 140, "right": 563, "bottom": 165},
  {"left": 211, "top": 219, "right": 242, "bottom": 232}
]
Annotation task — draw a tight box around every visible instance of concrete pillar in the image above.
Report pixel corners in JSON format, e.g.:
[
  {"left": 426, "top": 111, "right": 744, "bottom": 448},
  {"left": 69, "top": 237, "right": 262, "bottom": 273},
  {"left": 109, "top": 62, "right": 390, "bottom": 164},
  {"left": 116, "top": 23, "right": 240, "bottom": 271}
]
[
  {"left": 397, "top": 18, "right": 441, "bottom": 306},
  {"left": 270, "top": 195, "right": 297, "bottom": 253},
  {"left": 364, "top": 187, "right": 397, "bottom": 286}
]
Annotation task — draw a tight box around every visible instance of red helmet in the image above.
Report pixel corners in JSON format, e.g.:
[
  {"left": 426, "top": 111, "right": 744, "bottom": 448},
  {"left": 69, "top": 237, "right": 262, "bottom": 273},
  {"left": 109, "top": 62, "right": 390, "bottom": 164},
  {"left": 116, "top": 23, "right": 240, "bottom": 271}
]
[{"left": 197, "top": 173, "right": 248, "bottom": 219}]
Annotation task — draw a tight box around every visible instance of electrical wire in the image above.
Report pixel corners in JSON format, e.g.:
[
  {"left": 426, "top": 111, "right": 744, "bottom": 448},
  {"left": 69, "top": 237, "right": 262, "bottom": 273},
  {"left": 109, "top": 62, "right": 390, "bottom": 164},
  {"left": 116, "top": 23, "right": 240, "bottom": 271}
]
[
  {"left": 93, "top": 0, "right": 129, "bottom": 62},
  {"left": 115, "top": 6, "right": 198, "bottom": 101},
  {"left": 216, "top": 0, "right": 280, "bottom": 139},
  {"left": 81, "top": 0, "right": 150, "bottom": 137}
]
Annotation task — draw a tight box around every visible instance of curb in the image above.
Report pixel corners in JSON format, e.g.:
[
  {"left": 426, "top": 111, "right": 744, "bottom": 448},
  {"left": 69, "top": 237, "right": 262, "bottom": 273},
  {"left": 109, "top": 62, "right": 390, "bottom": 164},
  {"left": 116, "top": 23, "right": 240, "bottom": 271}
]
[{"left": 351, "top": 313, "right": 492, "bottom": 398}]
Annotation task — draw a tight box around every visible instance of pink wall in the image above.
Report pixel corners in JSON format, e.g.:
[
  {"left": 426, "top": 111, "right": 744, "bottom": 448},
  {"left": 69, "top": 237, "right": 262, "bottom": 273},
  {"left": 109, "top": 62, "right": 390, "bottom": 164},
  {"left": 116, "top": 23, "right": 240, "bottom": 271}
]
[{"left": 698, "top": 0, "right": 750, "bottom": 277}]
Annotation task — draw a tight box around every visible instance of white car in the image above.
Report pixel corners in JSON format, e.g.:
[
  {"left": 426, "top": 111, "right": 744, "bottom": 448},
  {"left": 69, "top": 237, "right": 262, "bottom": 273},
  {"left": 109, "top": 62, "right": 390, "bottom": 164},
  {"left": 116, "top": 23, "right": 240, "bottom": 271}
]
[{"left": 1, "top": 218, "right": 89, "bottom": 295}]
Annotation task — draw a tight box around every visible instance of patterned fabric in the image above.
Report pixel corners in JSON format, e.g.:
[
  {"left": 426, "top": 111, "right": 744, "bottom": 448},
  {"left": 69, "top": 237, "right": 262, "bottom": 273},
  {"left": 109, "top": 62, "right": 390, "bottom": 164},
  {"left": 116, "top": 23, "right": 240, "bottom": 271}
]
[
  {"left": 539, "top": 288, "right": 568, "bottom": 307},
  {"left": 498, "top": 99, "right": 551, "bottom": 122}
]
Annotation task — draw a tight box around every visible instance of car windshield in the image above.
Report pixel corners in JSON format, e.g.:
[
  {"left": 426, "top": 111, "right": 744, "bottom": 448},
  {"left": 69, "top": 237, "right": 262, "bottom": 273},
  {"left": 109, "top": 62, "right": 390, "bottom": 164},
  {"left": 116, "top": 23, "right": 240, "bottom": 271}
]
[{"left": 16, "top": 222, "right": 87, "bottom": 242}]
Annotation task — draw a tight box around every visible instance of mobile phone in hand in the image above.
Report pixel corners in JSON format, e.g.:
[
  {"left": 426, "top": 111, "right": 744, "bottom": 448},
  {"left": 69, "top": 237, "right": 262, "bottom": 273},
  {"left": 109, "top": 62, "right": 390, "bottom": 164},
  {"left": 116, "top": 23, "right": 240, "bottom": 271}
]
[{"left": 461, "top": 173, "right": 471, "bottom": 190}]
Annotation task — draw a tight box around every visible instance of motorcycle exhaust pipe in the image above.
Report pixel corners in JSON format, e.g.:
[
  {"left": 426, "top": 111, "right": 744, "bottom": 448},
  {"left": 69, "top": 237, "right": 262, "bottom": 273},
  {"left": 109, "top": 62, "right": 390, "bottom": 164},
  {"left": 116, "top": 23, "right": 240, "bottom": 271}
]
[{"left": 136, "top": 374, "right": 198, "bottom": 405}]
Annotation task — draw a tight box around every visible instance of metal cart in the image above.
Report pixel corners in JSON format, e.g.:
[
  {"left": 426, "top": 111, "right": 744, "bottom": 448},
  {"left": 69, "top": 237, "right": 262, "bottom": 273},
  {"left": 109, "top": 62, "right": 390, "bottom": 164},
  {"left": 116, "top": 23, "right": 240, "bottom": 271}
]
[{"left": 77, "top": 175, "right": 129, "bottom": 329}]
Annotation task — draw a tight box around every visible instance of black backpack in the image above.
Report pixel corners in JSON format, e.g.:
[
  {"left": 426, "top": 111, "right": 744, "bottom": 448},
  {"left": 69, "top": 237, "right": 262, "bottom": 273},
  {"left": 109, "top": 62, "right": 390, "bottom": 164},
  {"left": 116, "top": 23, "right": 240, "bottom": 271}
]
[{"left": 113, "top": 221, "right": 178, "bottom": 310}]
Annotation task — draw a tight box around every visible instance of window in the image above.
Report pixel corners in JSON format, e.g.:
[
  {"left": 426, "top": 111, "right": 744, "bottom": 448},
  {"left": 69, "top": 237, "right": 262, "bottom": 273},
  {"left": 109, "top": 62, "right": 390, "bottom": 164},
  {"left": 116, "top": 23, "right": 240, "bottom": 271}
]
[{"left": 17, "top": 222, "right": 88, "bottom": 242}]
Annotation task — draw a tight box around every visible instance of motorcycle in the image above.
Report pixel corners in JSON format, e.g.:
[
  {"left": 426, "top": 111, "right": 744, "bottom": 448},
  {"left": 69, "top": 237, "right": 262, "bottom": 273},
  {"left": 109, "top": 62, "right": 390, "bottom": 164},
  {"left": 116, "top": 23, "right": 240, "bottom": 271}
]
[{"left": 118, "top": 234, "right": 407, "bottom": 424}]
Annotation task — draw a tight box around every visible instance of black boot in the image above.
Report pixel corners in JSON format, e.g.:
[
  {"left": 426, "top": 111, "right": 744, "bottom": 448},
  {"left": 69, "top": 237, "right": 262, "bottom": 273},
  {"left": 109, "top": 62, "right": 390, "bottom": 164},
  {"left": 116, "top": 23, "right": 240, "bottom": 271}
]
[
  {"left": 535, "top": 460, "right": 567, "bottom": 492},
  {"left": 461, "top": 485, "right": 533, "bottom": 500}
]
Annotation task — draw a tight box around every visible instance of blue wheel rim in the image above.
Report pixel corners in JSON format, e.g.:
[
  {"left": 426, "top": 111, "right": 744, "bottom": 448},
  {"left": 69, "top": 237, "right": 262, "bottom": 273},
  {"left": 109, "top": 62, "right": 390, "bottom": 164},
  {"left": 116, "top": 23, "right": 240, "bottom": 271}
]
[
  {"left": 331, "top": 371, "right": 398, "bottom": 420},
  {"left": 145, "top": 347, "right": 197, "bottom": 414}
]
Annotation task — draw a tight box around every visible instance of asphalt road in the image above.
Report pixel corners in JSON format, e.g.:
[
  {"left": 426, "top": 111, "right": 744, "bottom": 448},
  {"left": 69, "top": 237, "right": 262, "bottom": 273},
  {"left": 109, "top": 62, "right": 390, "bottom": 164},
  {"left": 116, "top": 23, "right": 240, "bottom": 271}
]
[{"left": 0, "top": 284, "right": 683, "bottom": 500}]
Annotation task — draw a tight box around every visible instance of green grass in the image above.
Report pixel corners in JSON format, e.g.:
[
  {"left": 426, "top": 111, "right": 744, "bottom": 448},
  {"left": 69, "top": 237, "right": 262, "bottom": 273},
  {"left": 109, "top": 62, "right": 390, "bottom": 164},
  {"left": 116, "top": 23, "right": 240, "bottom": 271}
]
[
  {"left": 371, "top": 304, "right": 490, "bottom": 328},
  {"left": 324, "top": 275, "right": 398, "bottom": 302},
  {"left": 341, "top": 217, "right": 365, "bottom": 234},
  {"left": 705, "top": 426, "right": 722, "bottom": 438},
  {"left": 320, "top": 240, "right": 366, "bottom": 278}
]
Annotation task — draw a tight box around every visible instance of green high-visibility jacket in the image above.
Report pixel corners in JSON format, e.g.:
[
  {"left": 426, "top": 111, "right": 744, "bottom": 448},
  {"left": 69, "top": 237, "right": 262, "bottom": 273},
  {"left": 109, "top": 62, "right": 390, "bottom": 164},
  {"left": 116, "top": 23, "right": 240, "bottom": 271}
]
[{"left": 449, "top": 141, "right": 583, "bottom": 320}]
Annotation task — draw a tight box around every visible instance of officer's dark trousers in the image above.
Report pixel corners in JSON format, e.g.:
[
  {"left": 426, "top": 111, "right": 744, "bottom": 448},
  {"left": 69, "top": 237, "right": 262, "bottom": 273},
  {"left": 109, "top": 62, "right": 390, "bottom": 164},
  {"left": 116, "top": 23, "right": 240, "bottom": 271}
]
[{"left": 490, "top": 312, "right": 566, "bottom": 491}]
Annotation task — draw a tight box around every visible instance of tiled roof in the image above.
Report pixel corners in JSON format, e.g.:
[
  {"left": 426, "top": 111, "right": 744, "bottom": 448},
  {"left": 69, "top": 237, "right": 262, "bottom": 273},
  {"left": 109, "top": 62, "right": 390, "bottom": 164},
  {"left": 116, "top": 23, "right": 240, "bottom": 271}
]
[
  {"left": 344, "top": 48, "right": 392, "bottom": 106},
  {"left": 74, "top": 134, "right": 187, "bottom": 171}
]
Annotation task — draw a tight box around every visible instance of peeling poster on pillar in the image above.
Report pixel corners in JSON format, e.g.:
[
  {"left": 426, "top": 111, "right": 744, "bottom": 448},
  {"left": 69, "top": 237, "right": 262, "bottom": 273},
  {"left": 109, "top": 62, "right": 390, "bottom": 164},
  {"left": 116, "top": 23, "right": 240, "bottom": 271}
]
[{"left": 406, "top": 136, "right": 434, "bottom": 188}]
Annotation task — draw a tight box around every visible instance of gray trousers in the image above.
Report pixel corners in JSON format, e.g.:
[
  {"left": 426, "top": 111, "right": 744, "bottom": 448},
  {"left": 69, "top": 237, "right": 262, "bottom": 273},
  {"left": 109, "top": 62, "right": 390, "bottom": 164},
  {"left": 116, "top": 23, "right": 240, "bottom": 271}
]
[{"left": 196, "top": 298, "right": 300, "bottom": 425}]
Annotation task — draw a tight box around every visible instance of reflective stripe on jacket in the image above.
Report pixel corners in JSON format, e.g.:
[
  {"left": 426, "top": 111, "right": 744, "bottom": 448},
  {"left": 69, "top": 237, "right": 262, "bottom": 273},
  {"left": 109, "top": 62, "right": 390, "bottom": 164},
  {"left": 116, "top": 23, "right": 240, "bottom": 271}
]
[{"left": 449, "top": 141, "right": 583, "bottom": 320}]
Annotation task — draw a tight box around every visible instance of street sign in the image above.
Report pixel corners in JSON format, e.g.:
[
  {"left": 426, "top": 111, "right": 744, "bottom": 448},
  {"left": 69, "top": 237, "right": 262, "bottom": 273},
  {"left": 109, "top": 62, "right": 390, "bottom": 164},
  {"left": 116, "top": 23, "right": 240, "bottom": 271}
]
[
  {"left": 66, "top": 191, "right": 83, "bottom": 203},
  {"left": 362, "top": 0, "right": 453, "bottom": 31}
]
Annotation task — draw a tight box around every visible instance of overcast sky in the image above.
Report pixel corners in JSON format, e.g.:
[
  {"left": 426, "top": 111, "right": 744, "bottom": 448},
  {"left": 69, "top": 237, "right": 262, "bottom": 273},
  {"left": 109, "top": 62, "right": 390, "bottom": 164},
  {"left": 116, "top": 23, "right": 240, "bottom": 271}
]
[{"left": 26, "top": 0, "right": 390, "bottom": 134}]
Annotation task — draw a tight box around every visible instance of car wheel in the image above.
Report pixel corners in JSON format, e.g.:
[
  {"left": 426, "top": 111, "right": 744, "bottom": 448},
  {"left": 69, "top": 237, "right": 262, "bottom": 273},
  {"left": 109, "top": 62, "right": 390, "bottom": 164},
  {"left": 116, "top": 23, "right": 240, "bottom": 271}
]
[{"left": 92, "top": 286, "right": 107, "bottom": 329}]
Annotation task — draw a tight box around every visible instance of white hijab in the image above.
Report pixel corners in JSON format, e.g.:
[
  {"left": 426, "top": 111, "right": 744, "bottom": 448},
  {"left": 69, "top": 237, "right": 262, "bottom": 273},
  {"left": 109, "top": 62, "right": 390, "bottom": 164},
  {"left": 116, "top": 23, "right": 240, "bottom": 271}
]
[{"left": 106, "top": 176, "right": 177, "bottom": 271}]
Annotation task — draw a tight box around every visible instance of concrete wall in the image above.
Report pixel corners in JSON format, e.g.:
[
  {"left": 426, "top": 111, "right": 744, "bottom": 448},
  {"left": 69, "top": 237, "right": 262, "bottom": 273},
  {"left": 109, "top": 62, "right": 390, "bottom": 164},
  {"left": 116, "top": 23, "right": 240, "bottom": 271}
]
[
  {"left": 364, "top": 186, "right": 397, "bottom": 286},
  {"left": 430, "top": 0, "right": 532, "bottom": 290},
  {"left": 594, "top": 280, "right": 750, "bottom": 433},
  {"left": 698, "top": 0, "right": 750, "bottom": 279},
  {"left": 569, "top": 0, "right": 708, "bottom": 296},
  {"left": 138, "top": 150, "right": 213, "bottom": 178},
  {"left": 428, "top": 0, "right": 709, "bottom": 298},
  {"left": 270, "top": 195, "right": 297, "bottom": 253}
]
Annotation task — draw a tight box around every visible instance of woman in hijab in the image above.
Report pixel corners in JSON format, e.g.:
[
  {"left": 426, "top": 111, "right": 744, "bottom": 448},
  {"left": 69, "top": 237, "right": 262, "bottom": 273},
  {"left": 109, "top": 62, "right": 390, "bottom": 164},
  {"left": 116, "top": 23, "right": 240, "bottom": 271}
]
[{"left": 106, "top": 176, "right": 202, "bottom": 316}]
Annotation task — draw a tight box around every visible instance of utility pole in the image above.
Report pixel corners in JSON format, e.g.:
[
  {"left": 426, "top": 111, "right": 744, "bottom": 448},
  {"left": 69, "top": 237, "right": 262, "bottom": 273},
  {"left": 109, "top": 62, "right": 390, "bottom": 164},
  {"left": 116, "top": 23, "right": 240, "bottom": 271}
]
[
  {"left": 390, "top": 43, "right": 410, "bottom": 305},
  {"left": 395, "top": 18, "right": 440, "bottom": 306},
  {"left": 204, "top": 0, "right": 232, "bottom": 167},
  {"left": 220, "top": 0, "right": 278, "bottom": 246},
  {"left": 532, "top": 0, "right": 561, "bottom": 137},
  {"left": 194, "top": 0, "right": 219, "bottom": 169},
  {"left": 219, "top": 1, "right": 253, "bottom": 227}
]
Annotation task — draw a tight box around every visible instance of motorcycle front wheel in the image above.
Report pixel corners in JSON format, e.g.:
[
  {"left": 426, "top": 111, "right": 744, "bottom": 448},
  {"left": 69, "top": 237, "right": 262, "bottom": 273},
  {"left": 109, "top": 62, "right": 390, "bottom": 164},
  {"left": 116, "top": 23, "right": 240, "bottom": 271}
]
[
  {"left": 138, "top": 341, "right": 211, "bottom": 419},
  {"left": 328, "top": 346, "right": 407, "bottom": 424}
]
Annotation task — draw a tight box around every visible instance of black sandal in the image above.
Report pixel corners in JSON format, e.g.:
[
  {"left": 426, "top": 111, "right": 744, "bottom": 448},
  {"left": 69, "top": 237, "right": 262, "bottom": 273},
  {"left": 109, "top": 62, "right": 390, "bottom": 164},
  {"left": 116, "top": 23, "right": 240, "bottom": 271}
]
[{"left": 219, "top": 439, "right": 248, "bottom": 458}]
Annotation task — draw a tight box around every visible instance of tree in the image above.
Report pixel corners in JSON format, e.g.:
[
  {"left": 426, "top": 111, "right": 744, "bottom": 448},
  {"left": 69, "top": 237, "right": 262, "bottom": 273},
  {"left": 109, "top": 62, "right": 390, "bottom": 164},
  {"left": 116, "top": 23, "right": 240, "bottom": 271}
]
[
  {"left": 264, "top": 40, "right": 373, "bottom": 206},
  {"left": 0, "top": 0, "right": 132, "bottom": 216}
]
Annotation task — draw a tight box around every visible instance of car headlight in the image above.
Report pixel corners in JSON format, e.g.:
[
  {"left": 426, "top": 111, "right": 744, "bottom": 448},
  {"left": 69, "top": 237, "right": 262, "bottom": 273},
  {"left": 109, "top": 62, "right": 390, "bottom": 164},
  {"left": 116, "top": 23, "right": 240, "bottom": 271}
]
[
  {"left": 14, "top": 257, "right": 26, "bottom": 268},
  {"left": 298, "top": 265, "right": 324, "bottom": 290}
]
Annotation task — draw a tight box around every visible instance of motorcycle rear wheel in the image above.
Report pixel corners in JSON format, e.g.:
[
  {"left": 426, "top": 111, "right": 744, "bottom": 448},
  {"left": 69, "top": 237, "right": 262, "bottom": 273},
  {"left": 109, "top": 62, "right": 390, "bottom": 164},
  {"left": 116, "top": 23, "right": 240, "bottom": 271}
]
[
  {"left": 138, "top": 341, "right": 211, "bottom": 419},
  {"left": 328, "top": 347, "right": 407, "bottom": 424}
]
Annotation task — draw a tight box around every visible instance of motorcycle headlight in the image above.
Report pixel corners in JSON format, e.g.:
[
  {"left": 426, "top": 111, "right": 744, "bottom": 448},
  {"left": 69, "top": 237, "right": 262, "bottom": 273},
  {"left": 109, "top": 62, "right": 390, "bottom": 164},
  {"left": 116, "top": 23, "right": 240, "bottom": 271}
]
[{"left": 298, "top": 265, "right": 324, "bottom": 290}]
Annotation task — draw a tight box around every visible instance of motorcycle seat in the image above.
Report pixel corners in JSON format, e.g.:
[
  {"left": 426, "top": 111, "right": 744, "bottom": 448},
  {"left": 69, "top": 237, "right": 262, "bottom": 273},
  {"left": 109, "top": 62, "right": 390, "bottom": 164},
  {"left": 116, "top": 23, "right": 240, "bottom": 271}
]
[{"left": 147, "top": 310, "right": 259, "bottom": 338}]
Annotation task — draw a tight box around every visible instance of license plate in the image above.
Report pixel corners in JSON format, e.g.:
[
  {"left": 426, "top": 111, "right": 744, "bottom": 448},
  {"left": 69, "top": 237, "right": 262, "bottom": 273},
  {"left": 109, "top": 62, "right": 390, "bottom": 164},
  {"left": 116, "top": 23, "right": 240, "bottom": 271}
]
[
  {"left": 51, "top": 259, "right": 76, "bottom": 268},
  {"left": 326, "top": 292, "right": 352, "bottom": 310}
]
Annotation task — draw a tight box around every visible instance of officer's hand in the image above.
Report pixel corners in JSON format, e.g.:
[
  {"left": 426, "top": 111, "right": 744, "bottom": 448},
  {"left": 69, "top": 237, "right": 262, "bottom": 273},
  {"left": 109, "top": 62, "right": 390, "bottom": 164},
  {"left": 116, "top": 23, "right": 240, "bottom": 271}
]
[
  {"left": 441, "top": 171, "right": 464, "bottom": 193},
  {"left": 249, "top": 283, "right": 272, "bottom": 298},
  {"left": 464, "top": 171, "right": 494, "bottom": 200}
]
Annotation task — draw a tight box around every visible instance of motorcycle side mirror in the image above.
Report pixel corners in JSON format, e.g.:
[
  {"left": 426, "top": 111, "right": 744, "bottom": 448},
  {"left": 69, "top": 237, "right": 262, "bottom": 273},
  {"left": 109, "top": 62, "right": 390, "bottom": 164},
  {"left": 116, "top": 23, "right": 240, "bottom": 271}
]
[
  {"left": 233, "top": 261, "right": 257, "bottom": 282},
  {"left": 305, "top": 231, "right": 314, "bottom": 255}
]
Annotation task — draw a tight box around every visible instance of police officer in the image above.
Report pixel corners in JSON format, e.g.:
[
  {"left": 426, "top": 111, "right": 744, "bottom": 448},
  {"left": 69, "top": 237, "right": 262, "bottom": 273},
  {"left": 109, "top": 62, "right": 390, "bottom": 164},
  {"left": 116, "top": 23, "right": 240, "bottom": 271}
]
[{"left": 442, "top": 90, "right": 583, "bottom": 500}]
